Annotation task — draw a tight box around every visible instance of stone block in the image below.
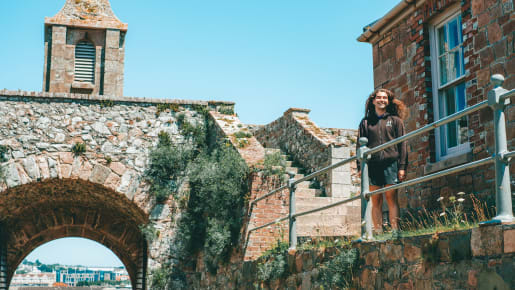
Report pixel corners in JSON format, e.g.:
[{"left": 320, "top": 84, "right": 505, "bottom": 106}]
[
  {"left": 106, "top": 29, "right": 120, "bottom": 49},
  {"left": 330, "top": 171, "right": 351, "bottom": 185},
  {"left": 365, "top": 250, "right": 380, "bottom": 267},
  {"left": 4, "top": 162, "right": 20, "bottom": 188},
  {"left": 330, "top": 184, "right": 352, "bottom": 198},
  {"left": 503, "top": 229, "right": 515, "bottom": 253},
  {"left": 89, "top": 164, "right": 111, "bottom": 184},
  {"left": 471, "top": 224, "right": 502, "bottom": 256},
  {"left": 331, "top": 147, "right": 350, "bottom": 159},
  {"left": 487, "top": 22, "right": 502, "bottom": 44},
  {"left": 22, "top": 156, "right": 40, "bottom": 180},
  {"left": 403, "top": 243, "right": 421, "bottom": 263},
  {"left": 380, "top": 242, "right": 403, "bottom": 263}
]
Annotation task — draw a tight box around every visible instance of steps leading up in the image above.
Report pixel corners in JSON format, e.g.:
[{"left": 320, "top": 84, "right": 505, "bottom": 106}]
[{"left": 260, "top": 147, "right": 361, "bottom": 237}]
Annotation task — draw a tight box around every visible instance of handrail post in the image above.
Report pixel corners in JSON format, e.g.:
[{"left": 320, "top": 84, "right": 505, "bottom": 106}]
[
  {"left": 486, "top": 74, "right": 514, "bottom": 223},
  {"left": 358, "top": 137, "right": 373, "bottom": 239},
  {"left": 288, "top": 174, "right": 297, "bottom": 250}
]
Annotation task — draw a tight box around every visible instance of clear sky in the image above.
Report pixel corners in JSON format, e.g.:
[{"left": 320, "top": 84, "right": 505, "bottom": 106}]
[
  {"left": 24, "top": 238, "right": 124, "bottom": 267},
  {"left": 2, "top": 0, "right": 399, "bottom": 267}
]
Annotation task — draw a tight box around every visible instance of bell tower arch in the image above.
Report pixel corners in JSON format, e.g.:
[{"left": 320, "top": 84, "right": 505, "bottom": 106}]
[{"left": 43, "top": 0, "right": 127, "bottom": 96}]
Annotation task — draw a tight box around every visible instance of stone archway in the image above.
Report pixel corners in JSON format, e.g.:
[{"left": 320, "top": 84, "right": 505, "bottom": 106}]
[{"left": 0, "top": 179, "right": 149, "bottom": 289}]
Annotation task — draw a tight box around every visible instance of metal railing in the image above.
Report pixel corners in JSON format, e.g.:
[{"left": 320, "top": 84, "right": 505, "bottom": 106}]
[{"left": 247, "top": 74, "right": 514, "bottom": 249}]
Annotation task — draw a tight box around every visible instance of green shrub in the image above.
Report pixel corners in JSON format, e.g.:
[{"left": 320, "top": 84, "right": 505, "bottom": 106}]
[
  {"left": 262, "top": 151, "right": 287, "bottom": 181},
  {"left": 71, "top": 142, "right": 86, "bottom": 155},
  {"left": 191, "top": 104, "right": 210, "bottom": 116},
  {"left": 186, "top": 144, "right": 249, "bottom": 272},
  {"left": 316, "top": 247, "right": 359, "bottom": 289},
  {"left": 146, "top": 142, "right": 194, "bottom": 203},
  {"left": 139, "top": 223, "right": 159, "bottom": 243},
  {"left": 218, "top": 105, "right": 234, "bottom": 115},
  {"left": 157, "top": 103, "right": 181, "bottom": 116},
  {"left": 100, "top": 99, "right": 114, "bottom": 108},
  {"left": 257, "top": 240, "right": 289, "bottom": 282},
  {"left": 158, "top": 131, "right": 172, "bottom": 147},
  {"left": 146, "top": 114, "right": 249, "bottom": 274},
  {"left": 233, "top": 131, "right": 252, "bottom": 139}
]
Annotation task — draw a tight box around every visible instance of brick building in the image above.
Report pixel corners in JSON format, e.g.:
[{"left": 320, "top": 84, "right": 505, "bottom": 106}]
[{"left": 358, "top": 0, "right": 513, "bottom": 213}]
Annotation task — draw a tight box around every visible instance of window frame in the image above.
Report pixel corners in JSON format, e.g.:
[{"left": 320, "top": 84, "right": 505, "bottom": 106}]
[{"left": 429, "top": 8, "right": 470, "bottom": 161}]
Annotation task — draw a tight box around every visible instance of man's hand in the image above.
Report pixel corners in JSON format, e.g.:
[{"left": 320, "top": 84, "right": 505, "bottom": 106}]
[{"left": 398, "top": 170, "right": 406, "bottom": 181}]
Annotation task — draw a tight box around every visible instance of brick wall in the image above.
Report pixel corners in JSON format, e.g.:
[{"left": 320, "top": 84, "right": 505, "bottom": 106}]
[{"left": 365, "top": 0, "right": 514, "bottom": 214}]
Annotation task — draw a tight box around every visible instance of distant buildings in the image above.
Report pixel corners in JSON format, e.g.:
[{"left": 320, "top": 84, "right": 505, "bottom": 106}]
[
  {"left": 10, "top": 273, "right": 55, "bottom": 287},
  {"left": 12, "top": 260, "right": 130, "bottom": 287}
]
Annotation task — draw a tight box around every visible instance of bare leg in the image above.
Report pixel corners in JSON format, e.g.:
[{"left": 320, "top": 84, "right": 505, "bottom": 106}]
[
  {"left": 369, "top": 185, "right": 383, "bottom": 232},
  {"left": 384, "top": 185, "right": 399, "bottom": 230}
]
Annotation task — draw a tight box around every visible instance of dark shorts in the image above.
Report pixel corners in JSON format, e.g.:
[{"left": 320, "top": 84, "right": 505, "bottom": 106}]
[{"left": 368, "top": 161, "right": 398, "bottom": 186}]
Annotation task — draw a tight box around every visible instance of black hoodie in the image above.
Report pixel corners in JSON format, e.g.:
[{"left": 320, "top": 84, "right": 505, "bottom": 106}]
[{"left": 357, "top": 112, "right": 408, "bottom": 171}]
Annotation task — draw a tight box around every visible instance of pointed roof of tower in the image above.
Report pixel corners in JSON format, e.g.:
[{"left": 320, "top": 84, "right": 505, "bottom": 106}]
[{"left": 45, "top": 0, "right": 127, "bottom": 31}]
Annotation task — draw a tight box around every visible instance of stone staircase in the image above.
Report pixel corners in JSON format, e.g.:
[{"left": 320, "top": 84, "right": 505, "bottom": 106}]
[{"left": 265, "top": 149, "right": 361, "bottom": 237}]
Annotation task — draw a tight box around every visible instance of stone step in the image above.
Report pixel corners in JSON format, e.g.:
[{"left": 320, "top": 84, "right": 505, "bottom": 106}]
[
  {"left": 264, "top": 148, "right": 281, "bottom": 154},
  {"left": 296, "top": 181, "right": 310, "bottom": 189},
  {"left": 285, "top": 160, "right": 293, "bottom": 167},
  {"left": 285, "top": 166, "right": 298, "bottom": 174},
  {"left": 294, "top": 188, "right": 322, "bottom": 198},
  {"left": 297, "top": 224, "right": 360, "bottom": 237},
  {"left": 296, "top": 197, "right": 360, "bottom": 214}
]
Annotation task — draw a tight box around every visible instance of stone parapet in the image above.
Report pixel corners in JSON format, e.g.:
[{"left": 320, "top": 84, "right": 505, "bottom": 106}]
[
  {"left": 0, "top": 90, "right": 234, "bottom": 106},
  {"left": 187, "top": 224, "right": 515, "bottom": 289}
]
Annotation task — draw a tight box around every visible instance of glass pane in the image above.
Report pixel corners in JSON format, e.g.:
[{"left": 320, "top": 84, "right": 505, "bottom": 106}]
[
  {"left": 438, "top": 26, "right": 447, "bottom": 55},
  {"left": 445, "top": 87, "right": 457, "bottom": 148},
  {"left": 449, "top": 18, "right": 459, "bottom": 49},
  {"left": 456, "top": 82, "right": 466, "bottom": 111},
  {"left": 458, "top": 15, "right": 463, "bottom": 43},
  {"left": 447, "top": 121, "right": 458, "bottom": 147},
  {"left": 452, "top": 50, "right": 461, "bottom": 79},
  {"left": 439, "top": 55, "right": 448, "bottom": 85},
  {"left": 445, "top": 87, "right": 456, "bottom": 115},
  {"left": 456, "top": 83, "right": 468, "bottom": 144}
]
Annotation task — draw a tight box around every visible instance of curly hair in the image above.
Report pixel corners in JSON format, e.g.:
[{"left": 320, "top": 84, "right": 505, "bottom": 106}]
[{"left": 365, "top": 88, "right": 408, "bottom": 120}]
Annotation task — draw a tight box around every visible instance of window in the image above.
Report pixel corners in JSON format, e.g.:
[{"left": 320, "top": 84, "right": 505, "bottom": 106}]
[
  {"left": 430, "top": 12, "right": 469, "bottom": 160},
  {"left": 74, "top": 41, "right": 95, "bottom": 83}
]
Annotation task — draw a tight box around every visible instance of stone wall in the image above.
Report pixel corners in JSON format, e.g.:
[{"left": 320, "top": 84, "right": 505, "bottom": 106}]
[
  {"left": 253, "top": 108, "right": 359, "bottom": 198},
  {"left": 185, "top": 223, "right": 515, "bottom": 289},
  {"left": 363, "top": 0, "right": 514, "bottom": 213},
  {"left": 0, "top": 90, "right": 235, "bottom": 280}
]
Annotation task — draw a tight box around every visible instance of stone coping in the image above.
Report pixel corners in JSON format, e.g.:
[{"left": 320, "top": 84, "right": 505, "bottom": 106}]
[{"left": 0, "top": 90, "right": 235, "bottom": 106}]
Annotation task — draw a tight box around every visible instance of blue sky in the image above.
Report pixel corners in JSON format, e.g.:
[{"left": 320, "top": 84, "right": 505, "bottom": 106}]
[{"left": 1, "top": 0, "right": 399, "bottom": 267}]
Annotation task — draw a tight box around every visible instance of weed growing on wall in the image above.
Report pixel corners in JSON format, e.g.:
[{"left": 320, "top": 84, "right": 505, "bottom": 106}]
[
  {"left": 316, "top": 246, "right": 359, "bottom": 289},
  {"left": 262, "top": 151, "right": 287, "bottom": 182},
  {"left": 149, "top": 266, "right": 187, "bottom": 290},
  {"left": 71, "top": 142, "right": 86, "bottom": 156},
  {"left": 257, "top": 240, "right": 289, "bottom": 282}
]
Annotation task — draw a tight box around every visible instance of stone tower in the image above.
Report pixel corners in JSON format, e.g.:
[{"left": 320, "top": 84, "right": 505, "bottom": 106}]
[{"left": 43, "top": 0, "right": 127, "bottom": 96}]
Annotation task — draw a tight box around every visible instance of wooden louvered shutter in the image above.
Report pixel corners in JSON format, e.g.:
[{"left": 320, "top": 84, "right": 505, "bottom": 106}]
[{"left": 74, "top": 41, "right": 95, "bottom": 83}]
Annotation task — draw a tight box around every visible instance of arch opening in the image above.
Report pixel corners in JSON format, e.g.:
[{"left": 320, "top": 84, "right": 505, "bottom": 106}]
[
  {"left": 0, "top": 179, "right": 149, "bottom": 289},
  {"left": 13, "top": 237, "right": 131, "bottom": 288}
]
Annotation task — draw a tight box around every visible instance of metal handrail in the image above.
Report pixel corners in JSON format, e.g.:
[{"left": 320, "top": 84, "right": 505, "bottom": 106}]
[
  {"left": 365, "top": 100, "right": 488, "bottom": 156},
  {"left": 246, "top": 74, "right": 514, "bottom": 249}
]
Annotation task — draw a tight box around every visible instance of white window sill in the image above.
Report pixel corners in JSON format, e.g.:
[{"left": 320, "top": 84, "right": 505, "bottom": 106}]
[{"left": 424, "top": 152, "right": 473, "bottom": 175}]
